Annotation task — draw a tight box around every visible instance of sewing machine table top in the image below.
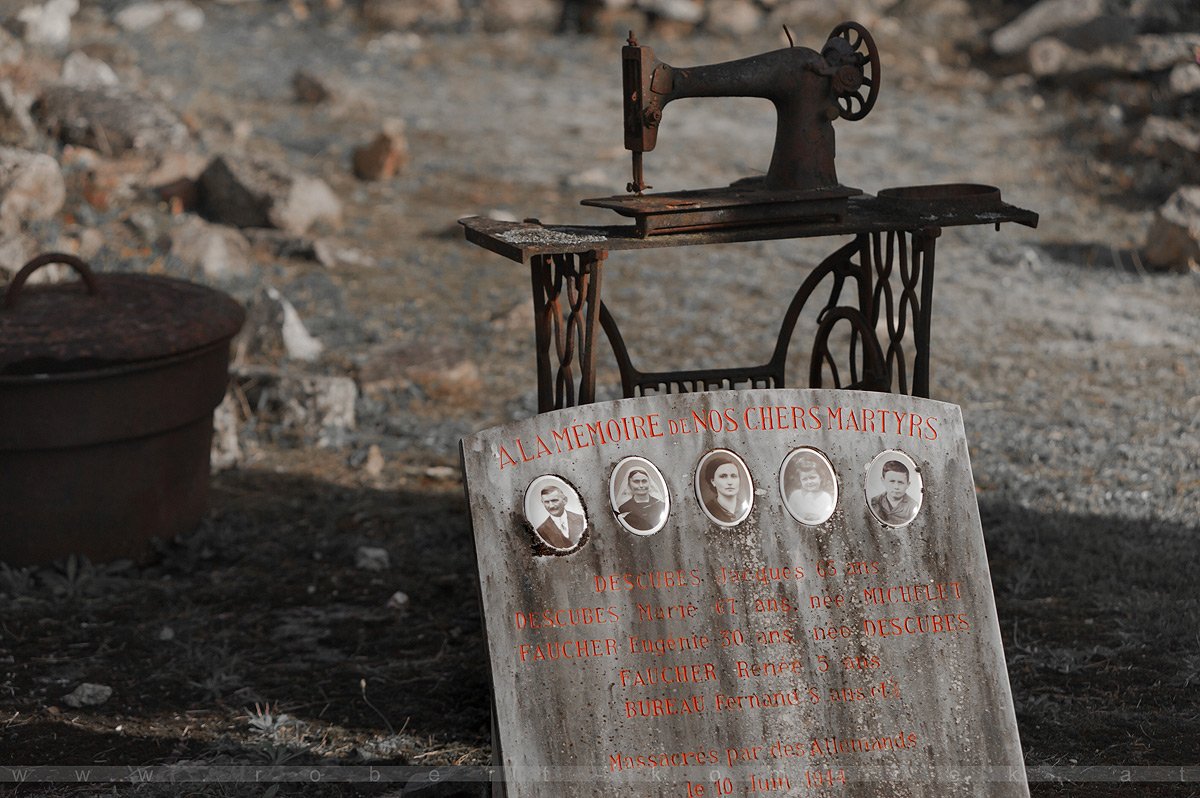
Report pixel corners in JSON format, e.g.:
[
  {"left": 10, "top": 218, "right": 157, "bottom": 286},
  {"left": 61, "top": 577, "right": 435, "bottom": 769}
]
[
  {"left": 581, "top": 183, "right": 863, "bottom": 236},
  {"left": 461, "top": 191, "right": 1039, "bottom": 263}
]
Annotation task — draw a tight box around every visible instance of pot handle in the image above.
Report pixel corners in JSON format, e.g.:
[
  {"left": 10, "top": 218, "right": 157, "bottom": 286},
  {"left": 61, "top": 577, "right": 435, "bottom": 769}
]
[{"left": 4, "top": 253, "right": 99, "bottom": 309}]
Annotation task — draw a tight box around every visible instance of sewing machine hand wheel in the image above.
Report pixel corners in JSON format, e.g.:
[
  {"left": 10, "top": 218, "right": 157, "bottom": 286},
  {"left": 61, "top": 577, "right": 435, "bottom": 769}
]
[{"left": 827, "top": 21, "right": 880, "bottom": 121}]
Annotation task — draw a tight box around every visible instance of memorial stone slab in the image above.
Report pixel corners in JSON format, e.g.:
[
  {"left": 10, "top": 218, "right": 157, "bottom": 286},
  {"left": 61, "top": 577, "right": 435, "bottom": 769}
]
[{"left": 460, "top": 389, "right": 1028, "bottom": 798}]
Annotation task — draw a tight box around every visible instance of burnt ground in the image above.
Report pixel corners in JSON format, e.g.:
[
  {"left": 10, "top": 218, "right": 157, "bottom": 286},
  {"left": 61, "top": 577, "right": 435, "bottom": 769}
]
[{"left": 2, "top": 1, "right": 1200, "bottom": 796}]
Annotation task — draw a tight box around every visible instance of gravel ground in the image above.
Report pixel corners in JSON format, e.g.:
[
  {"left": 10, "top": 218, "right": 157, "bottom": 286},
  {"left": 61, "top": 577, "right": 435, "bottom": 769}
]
[{"left": 2, "top": 1, "right": 1199, "bottom": 794}]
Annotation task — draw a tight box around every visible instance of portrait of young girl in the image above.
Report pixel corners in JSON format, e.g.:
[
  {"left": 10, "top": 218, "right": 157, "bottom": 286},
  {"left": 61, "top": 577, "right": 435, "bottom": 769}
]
[{"left": 780, "top": 447, "right": 838, "bottom": 526}]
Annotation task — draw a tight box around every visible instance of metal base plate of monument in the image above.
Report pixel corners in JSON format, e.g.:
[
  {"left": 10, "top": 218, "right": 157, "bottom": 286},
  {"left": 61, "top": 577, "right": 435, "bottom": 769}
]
[{"left": 460, "top": 389, "right": 1027, "bottom": 798}]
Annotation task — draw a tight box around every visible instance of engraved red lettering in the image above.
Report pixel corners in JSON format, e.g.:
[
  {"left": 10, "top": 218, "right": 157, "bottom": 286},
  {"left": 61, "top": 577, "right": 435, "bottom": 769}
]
[
  {"left": 908, "top": 413, "right": 923, "bottom": 438},
  {"left": 550, "top": 427, "right": 573, "bottom": 452},
  {"left": 570, "top": 424, "right": 590, "bottom": 449},
  {"left": 647, "top": 414, "right": 663, "bottom": 437},
  {"left": 580, "top": 420, "right": 603, "bottom": 446},
  {"left": 630, "top": 415, "right": 647, "bottom": 439},
  {"left": 497, "top": 446, "right": 518, "bottom": 469},
  {"left": 515, "top": 438, "right": 536, "bottom": 462}
]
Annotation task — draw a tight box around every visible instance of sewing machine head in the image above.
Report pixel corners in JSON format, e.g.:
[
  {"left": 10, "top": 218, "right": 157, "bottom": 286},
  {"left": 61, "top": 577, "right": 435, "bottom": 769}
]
[{"left": 583, "top": 23, "right": 882, "bottom": 236}]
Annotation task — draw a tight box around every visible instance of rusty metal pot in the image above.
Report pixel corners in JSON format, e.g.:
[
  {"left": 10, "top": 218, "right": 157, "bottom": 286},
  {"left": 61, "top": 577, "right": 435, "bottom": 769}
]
[{"left": 0, "top": 254, "right": 245, "bottom": 566}]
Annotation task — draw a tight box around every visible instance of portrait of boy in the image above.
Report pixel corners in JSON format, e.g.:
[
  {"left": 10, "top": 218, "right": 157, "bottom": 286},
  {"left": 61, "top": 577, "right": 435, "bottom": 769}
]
[{"left": 866, "top": 452, "right": 923, "bottom": 527}]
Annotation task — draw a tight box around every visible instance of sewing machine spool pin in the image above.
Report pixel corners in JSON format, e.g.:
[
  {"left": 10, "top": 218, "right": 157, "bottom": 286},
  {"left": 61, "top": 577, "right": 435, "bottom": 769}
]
[{"left": 588, "top": 22, "right": 881, "bottom": 236}]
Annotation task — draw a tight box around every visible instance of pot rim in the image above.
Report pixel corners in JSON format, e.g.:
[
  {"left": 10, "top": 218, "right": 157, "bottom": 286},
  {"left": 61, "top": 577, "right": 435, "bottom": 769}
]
[{"left": 0, "top": 337, "right": 237, "bottom": 385}]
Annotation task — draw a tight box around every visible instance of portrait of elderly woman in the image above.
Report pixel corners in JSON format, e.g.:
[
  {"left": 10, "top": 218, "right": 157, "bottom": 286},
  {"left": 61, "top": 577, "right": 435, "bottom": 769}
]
[
  {"left": 694, "top": 450, "right": 753, "bottom": 527},
  {"left": 780, "top": 448, "right": 838, "bottom": 526},
  {"left": 609, "top": 457, "right": 669, "bottom": 535}
]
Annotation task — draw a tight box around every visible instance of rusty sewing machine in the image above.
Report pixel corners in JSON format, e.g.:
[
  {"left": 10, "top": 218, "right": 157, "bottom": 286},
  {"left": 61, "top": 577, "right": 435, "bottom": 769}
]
[
  {"left": 582, "top": 24, "right": 880, "bottom": 236},
  {"left": 459, "top": 22, "right": 1038, "bottom": 411}
]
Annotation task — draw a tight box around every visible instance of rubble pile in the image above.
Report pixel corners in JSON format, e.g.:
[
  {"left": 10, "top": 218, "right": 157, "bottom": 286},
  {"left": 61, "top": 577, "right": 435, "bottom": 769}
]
[
  {"left": 0, "top": 2, "right": 363, "bottom": 470},
  {"left": 361, "top": 0, "right": 901, "bottom": 37},
  {"left": 983, "top": 0, "right": 1200, "bottom": 270}
]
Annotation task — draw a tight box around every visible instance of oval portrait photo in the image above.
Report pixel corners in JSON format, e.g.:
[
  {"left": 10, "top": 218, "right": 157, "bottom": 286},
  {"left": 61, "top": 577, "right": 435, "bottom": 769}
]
[
  {"left": 780, "top": 447, "right": 838, "bottom": 526},
  {"left": 609, "top": 456, "right": 670, "bottom": 536},
  {"left": 524, "top": 475, "right": 587, "bottom": 552},
  {"left": 865, "top": 450, "right": 923, "bottom": 528},
  {"left": 694, "top": 449, "right": 753, "bottom": 527}
]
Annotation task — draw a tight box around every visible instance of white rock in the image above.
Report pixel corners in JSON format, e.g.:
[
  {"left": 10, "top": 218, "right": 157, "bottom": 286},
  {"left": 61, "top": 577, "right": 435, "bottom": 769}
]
[
  {"left": 706, "top": 0, "right": 763, "bottom": 36},
  {"left": 1143, "top": 186, "right": 1200, "bottom": 272},
  {"left": 15, "top": 0, "right": 79, "bottom": 46},
  {"left": 77, "top": 227, "right": 104, "bottom": 259},
  {"left": 487, "top": 208, "right": 518, "bottom": 222},
  {"left": 0, "top": 27, "right": 24, "bottom": 66},
  {"left": 232, "top": 367, "right": 357, "bottom": 446},
  {"left": 115, "top": 1, "right": 204, "bottom": 32},
  {"left": 264, "top": 286, "right": 325, "bottom": 362},
  {"left": 60, "top": 51, "right": 120, "bottom": 87},
  {"left": 1134, "top": 116, "right": 1200, "bottom": 164},
  {"left": 114, "top": 2, "right": 168, "bottom": 30},
  {"left": 355, "top": 546, "right": 390, "bottom": 571},
  {"left": 1169, "top": 62, "right": 1200, "bottom": 97},
  {"left": 1030, "top": 33, "right": 1200, "bottom": 77},
  {"left": 63, "top": 683, "right": 112, "bottom": 708},
  {"left": 198, "top": 154, "right": 342, "bottom": 236},
  {"left": 990, "top": 0, "right": 1103, "bottom": 56},
  {"left": 564, "top": 166, "right": 613, "bottom": 189},
  {"left": 363, "top": 444, "right": 385, "bottom": 476},
  {"left": 366, "top": 31, "right": 424, "bottom": 56},
  {"left": 1027, "top": 38, "right": 1072, "bottom": 76},
  {"left": 210, "top": 391, "right": 241, "bottom": 471},
  {"left": 480, "top": 0, "right": 557, "bottom": 31},
  {"left": 33, "top": 85, "right": 189, "bottom": 155},
  {"left": 302, "top": 375, "right": 357, "bottom": 442},
  {"left": 276, "top": 372, "right": 356, "bottom": 442},
  {"left": 282, "top": 175, "right": 342, "bottom": 234},
  {"left": 0, "top": 147, "right": 66, "bottom": 234},
  {"left": 386, "top": 590, "right": 410, "bottom": 609},
  {"left": 157, "top": 626, "right": 175, "bottom": 641},
  {"left": 638, "top": 0, "right": 703, "bottom": 24},
  {"left": 169, "top": 215, "right": 253, "bottom": 280},
  {"left": 313, "top": 239, "right": 374, "bottom": 268},
  {"left": 168, "top": 0, "right": 206, "bottom": 31},
  {"left": 0, "top": 82, "right": 37, "bottom": 147}
]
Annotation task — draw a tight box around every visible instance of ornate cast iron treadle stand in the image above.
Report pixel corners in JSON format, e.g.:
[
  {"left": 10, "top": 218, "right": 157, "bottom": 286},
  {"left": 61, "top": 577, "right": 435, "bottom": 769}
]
[{"left": 460, "top": 188, "right": 1038, "bottom": 414}]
